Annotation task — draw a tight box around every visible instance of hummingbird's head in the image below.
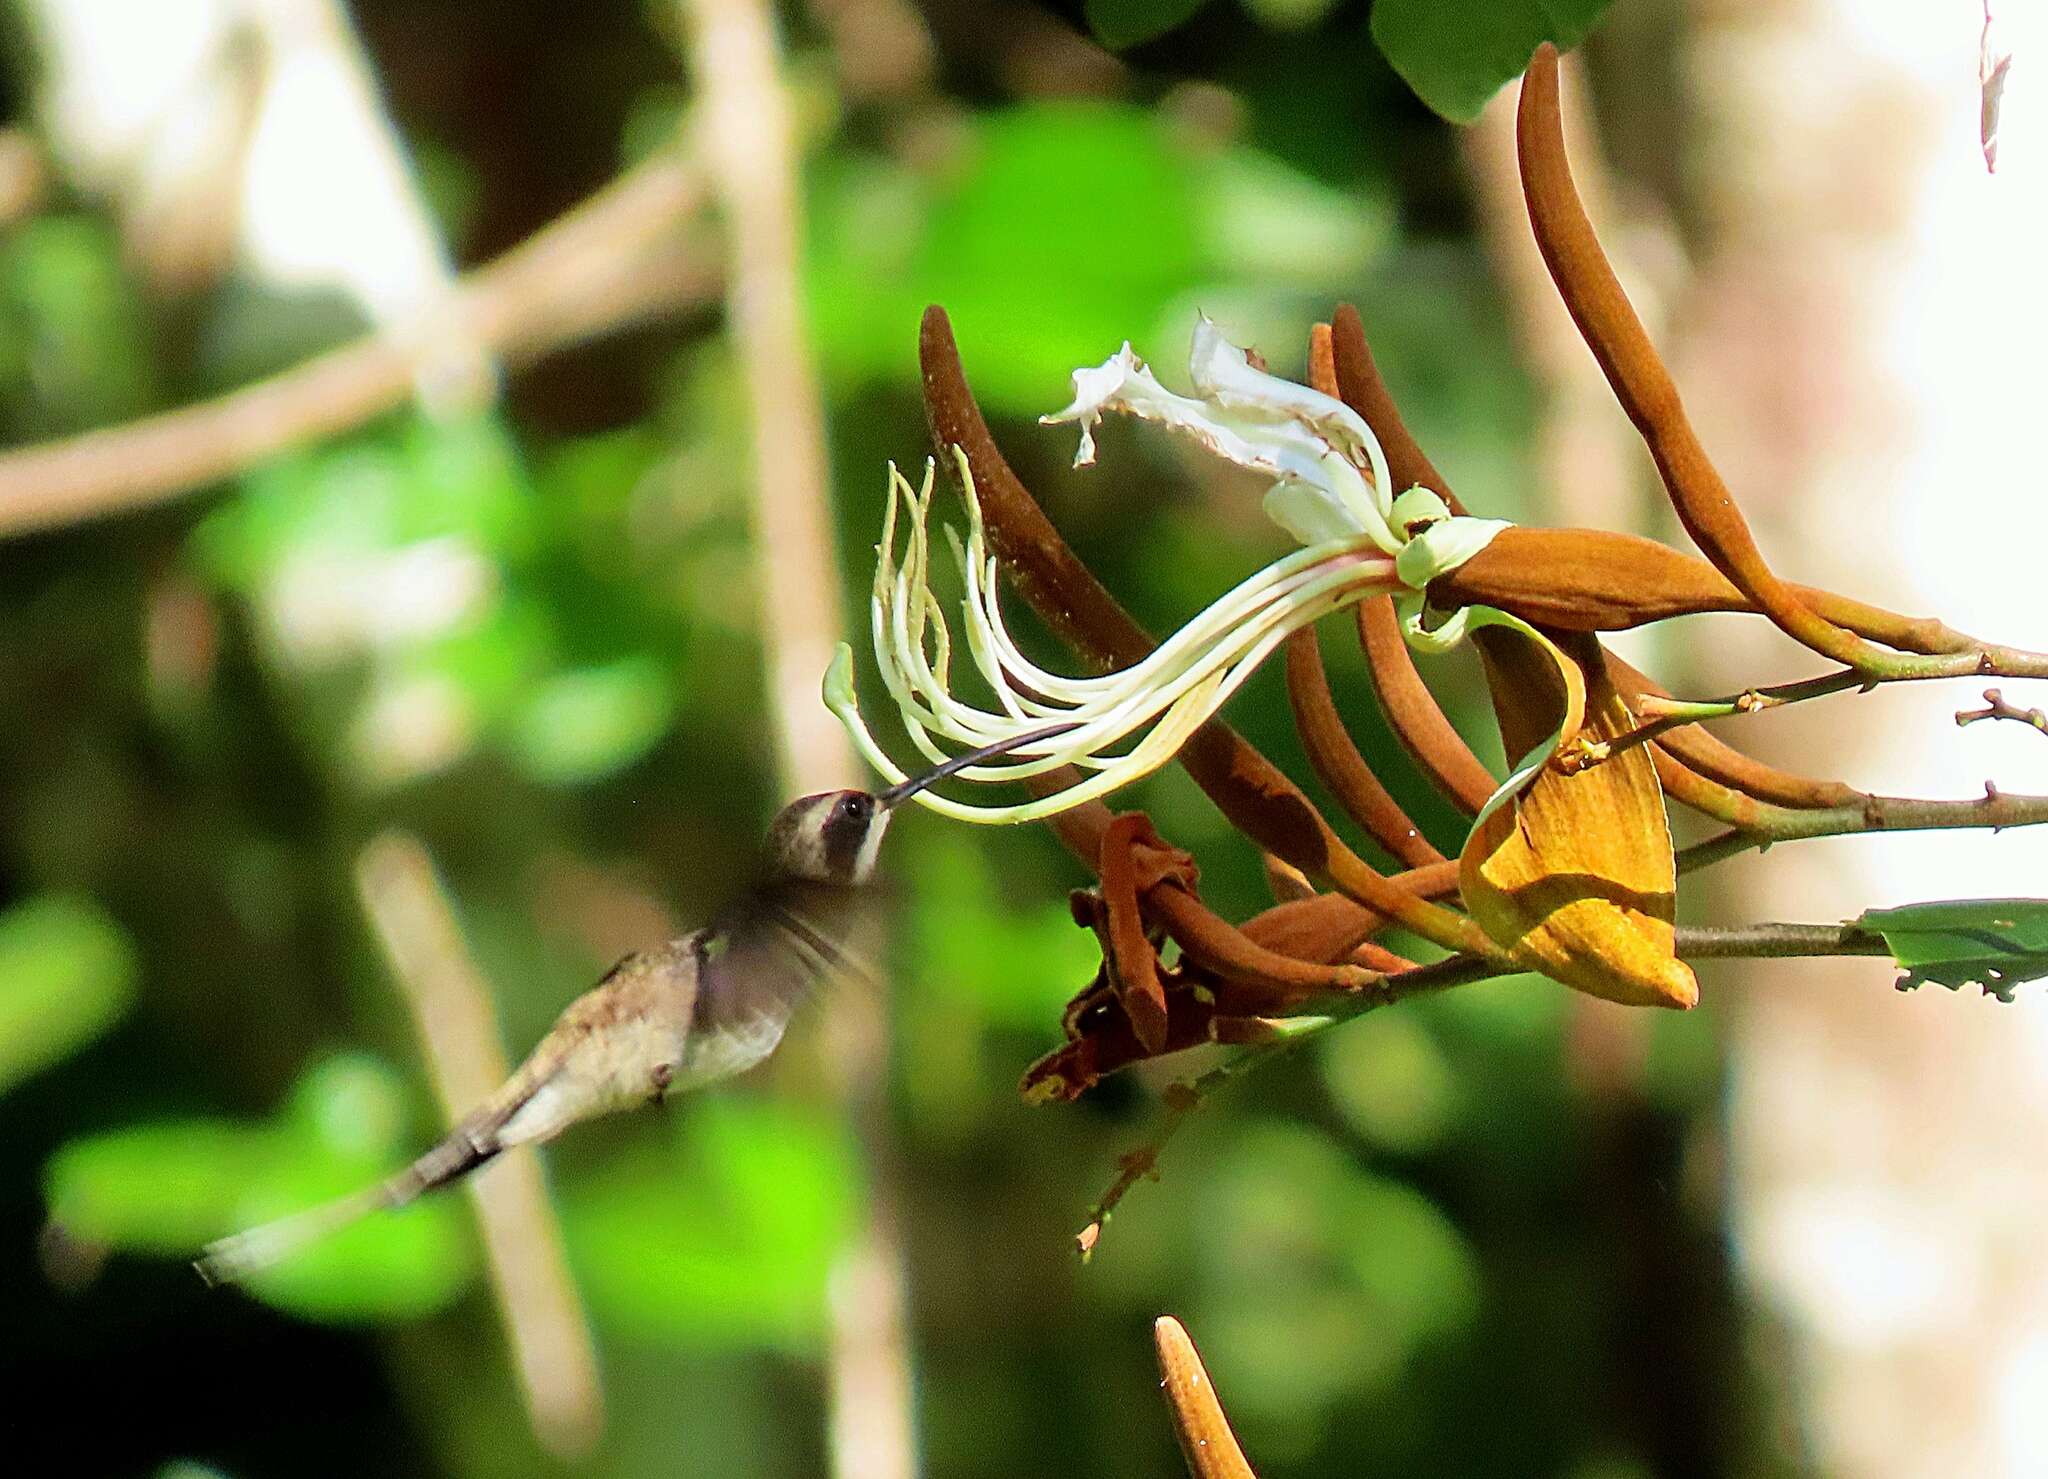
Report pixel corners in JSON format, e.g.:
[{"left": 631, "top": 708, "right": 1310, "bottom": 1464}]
[
  {"left": 763, "top": 722, "right": 1080, "bottom": 885},
  {"left": 765, "top": 789, "right": 892, "bottom": 885}
]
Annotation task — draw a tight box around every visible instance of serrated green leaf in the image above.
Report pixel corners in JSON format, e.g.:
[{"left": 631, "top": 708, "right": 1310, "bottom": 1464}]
[
  {"left": 1083, "top": 0, "right": 1210, "bottom": 50},
  {"left": 1370, "top": 0, "right": 1614, "bottom": 122},
  {"left": 0, "top": 894, "right": 139, "bottom": 1095},
  {"left": 1857, "top": 898, "right": 2048, "bottom": 1002}
]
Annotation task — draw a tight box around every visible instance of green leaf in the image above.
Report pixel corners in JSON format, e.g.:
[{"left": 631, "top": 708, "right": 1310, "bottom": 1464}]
[
  {"left": 42, "top": 1053, "right": 474, "bottom": 1320},
  {"left": 809, "top": 104, "right": 1206, "bottom": 414},
  {"left": 564, "top": 1097, "right": 860, "bottom": 1352},
  {"left": 507, "top": 655, "right": 678, "bottom": 784},
  {"left": 1083, "top": 0, "right": 1209, "bottom": 50},
  {"left": 1856, "top": 898, "right": 2048, "bottom": 1002},
  {"left": 1369, "top": 0, "right": 1614, "bottom": 122},
  {"left": 0, "top": 895, "right": 138, "bottom": 1095},
  {"left": 46, "top": 1121, "right": 274, "bottom": 1253}
]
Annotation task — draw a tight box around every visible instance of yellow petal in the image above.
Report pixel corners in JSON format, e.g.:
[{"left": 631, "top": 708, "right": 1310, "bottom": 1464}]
[{"left": 1459, "top": 627, "right": 1698, "bottom": 1009}]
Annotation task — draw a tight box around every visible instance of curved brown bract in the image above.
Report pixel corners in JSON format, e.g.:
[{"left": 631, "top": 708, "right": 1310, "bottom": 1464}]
[
  {"left": 1435, "top": 526, "right": 1751, "bottom": 629},
  {"left": 1330, "top": 304, "right": 1464, "bottom": 514},
  {"left": 1154, "top": 1317, "right": 1259, "bottom": 1479},
  {"left": 1285, "top": 627, "right": 1447, "bottom": 868},
  {"left": 1323, "top": 306, "right": 1499, "bottom": 819},
  {"left": 1355, "top": 600, "right": 1500, "bottom": 816},
  {"left": 1515, "top": 45, "right": 1885, "bottom": 672},
  {"left": 919, "top": 308, "right": 1151, "bottom": 672},
  {"left": 1328, "top": 298, "right": 1911, "bottom": 820},
  {"left": 1437, "top": 527, "right": 1982, "bottom": 653},
  {"left": 1098, "top": 813, "right": 1179, "bottom": 1052}
]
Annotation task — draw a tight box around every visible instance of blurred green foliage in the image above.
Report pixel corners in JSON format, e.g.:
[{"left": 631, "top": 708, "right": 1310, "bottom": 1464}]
[
  {"left": 1369, "top": 0, "right": 1615, "bottom": 121},
  {"left": 46, "top": 1053, "right": 474, "bottom": 1319},
  {"left": 0, "top": 892, "right": 137, "bottom": 1094},
  {"left": 0, "top": 3, "right": 1763, "bottom": 1477},
  {"left": 1074, "top": 0, "right": 1616, "bottom": 122},
  {"left": 566, "top": 1097, "right": 859, "bottom": 1352}
]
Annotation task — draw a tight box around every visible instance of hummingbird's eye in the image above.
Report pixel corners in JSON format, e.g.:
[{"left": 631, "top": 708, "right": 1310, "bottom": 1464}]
[{"left": 838, "top": 795, "right": 869, "bottom": 821}]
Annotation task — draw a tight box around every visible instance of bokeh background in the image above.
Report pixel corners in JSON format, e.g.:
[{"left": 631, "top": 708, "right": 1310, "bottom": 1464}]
[{"left": 4, "top": 2, "right": 2045, "bottom": 1476}]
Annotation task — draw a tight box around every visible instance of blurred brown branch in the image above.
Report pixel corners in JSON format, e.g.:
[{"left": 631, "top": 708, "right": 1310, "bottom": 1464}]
[
  {"left": 0, "top": 144, "right": 714, "bottom": 539},
  {"left": 355, "top": 832, "right": 604, "bottom": 1461},
  {"left": 678, "top": 3, "right": 916, "bottom": 1479}
]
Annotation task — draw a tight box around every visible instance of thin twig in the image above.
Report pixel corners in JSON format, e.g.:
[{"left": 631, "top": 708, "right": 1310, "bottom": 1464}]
[
  {"left": 0, "top": 148, "right": 712, "bottom": 538},
  {"left": 1957, "top": 688, "right": 2048, "bottom": 739},
  {"left": 1674, "top": 778, "right": 2048, "bottom": 873},
  {"left": 1074, "top": 908, "right": 1998, "bottom": 1245},
  {"left": 355, "top": 832, "right": 604, "bottom": 1460},
  {"left": 1569, "top": 660, "right": 2048, "bottom": 778},
  {"left": 1076, "top": 1053, "right": 1272, "bottom": 1260}
]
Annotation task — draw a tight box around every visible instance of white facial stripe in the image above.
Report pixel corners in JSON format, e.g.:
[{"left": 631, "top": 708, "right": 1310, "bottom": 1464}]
[{"left": 852, "top": 808, "right": 890, "bottom": 882}]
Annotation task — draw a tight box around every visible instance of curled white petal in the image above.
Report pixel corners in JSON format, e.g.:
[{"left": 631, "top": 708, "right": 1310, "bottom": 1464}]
[{"left": 1042, "top": 316, "right": 1399, "bottom": 554}]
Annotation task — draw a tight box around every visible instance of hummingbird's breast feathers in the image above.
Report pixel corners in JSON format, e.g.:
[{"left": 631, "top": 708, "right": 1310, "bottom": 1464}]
[{"left": 493, "top": 933, "right": 704, "bottom": 1147}]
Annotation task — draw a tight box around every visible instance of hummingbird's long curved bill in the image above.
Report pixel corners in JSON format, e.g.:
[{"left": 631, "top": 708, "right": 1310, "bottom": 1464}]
[{"left": 876, "top": 723, "right": 1080, "bottom": 808}]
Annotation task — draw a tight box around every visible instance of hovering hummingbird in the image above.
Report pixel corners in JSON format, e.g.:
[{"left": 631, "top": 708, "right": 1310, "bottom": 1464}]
[{"left": 195, "top": 725, "right": 1071, "bottom": 1287}]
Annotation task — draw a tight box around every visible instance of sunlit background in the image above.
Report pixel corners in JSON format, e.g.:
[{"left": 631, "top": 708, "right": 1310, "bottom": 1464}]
[{"left": 3, "top": 2, "right": 2044, "bottom": 1476}]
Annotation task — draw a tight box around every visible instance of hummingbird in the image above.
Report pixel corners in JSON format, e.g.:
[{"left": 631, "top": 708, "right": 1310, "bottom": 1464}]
[{"left": 195, "top": 725, "right": 1071, "bottom": 1287}]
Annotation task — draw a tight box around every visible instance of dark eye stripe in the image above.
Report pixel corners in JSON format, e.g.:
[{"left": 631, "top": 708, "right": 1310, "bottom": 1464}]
[{"left": 822, "top": 795, "right": 871, "bottom": 875}]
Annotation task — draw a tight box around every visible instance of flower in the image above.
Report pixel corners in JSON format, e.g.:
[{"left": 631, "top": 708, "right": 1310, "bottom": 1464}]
[
  {"left": 826, "top": 450, "right": 1401, "bottom": 821},
  {"left": 827, "top": 317, "right": 1578, "bottom": 827}
]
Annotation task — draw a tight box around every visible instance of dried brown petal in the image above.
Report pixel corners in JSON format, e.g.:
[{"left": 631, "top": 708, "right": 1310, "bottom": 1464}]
[{"left": 1099, "top": 813, "right": 1194, "bottom": 1052}]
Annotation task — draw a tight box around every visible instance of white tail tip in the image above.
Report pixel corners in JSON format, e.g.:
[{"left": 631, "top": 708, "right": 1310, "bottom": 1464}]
[{"left": 194, "top": 1187, "right": 382, "bottom": 1287}]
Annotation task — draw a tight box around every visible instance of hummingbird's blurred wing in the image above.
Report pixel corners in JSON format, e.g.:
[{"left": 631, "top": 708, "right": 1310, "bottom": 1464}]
[{"left": 679, "top": 882, "right": 876, "bottom": 1090}]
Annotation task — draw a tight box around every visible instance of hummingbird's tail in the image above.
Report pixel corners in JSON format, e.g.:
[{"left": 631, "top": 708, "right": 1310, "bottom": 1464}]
[{"left": 194, "top": 1117, "right": 504, "bottom": 1287}]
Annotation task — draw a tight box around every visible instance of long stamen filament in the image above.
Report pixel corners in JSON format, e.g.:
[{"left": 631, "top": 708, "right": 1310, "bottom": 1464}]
[{"left": 828, "top": 455, "right": 1403, "bottom": 821}]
